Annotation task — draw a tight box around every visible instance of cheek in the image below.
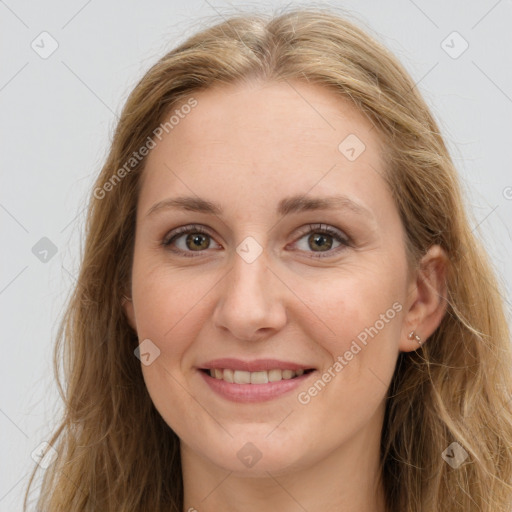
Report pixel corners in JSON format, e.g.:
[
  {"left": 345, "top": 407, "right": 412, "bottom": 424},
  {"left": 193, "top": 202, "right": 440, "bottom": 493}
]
[
  {"left": 295, "top": 267, "right": 404, "bottom": 353},
  {"left": 132, "top": 246, "right": 201, "bottom": 326},
  {"left": 292, "top": 271, "right": 403, "bottom": 430},
  {"left": 291, "top": 266, "right": 405, "bottom": 420},
  {"left": 130, "top": 252, "right": 209, "bottom": 365},
  {"left": 131, "top": 262, "right": 214, "bottom": 436}
]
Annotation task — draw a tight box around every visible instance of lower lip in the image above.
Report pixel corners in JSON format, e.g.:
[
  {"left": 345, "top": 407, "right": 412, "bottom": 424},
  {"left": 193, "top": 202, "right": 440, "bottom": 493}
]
[{"left": 199, "top": 370, "right": 315, "bottom": 403}]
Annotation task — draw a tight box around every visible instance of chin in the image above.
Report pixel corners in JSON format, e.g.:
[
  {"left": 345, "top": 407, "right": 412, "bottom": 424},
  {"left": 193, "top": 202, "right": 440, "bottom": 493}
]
[{"left": 194, "top": 430, "right": 315, "bottom": 476}]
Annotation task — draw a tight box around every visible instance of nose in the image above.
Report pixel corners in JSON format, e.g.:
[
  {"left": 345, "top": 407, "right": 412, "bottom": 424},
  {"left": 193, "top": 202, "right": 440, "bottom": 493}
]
[{"left": 212, "top": 246, "right": 288, "bottom": 342}]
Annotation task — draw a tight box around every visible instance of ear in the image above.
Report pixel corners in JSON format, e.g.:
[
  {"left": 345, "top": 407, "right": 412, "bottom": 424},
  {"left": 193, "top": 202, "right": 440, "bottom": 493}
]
[
  {"left": 122, "top": 294, "right": 138, "bottom": 332},
  {"left": 400, "top": 244, "right": 448, "bottom": 352}
]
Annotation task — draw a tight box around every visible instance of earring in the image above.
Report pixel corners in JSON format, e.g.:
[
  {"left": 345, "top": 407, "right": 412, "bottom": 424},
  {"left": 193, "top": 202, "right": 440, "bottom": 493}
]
[{"left": 408, "top": 330, "right": 422, "bottom": 345}]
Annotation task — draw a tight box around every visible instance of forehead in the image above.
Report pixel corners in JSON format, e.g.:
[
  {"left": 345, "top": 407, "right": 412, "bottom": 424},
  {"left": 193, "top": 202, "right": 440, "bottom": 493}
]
[
  {"left": 138, "top": 80, "right": 394, "bottom": 223},
  {"left": 161, "top": 80, "right": 380, "bottom": 159}
]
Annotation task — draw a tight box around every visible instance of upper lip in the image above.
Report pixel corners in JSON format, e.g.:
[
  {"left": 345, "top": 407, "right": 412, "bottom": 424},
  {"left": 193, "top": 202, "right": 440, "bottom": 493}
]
[{"left": 199, "top": 358, "right": 315, "bottom": 372}]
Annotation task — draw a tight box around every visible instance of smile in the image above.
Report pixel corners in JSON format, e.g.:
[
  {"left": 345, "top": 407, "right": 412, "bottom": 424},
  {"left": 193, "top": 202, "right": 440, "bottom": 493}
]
[{"left": 197, "top": 358, "right": 317, "bottom": 402}]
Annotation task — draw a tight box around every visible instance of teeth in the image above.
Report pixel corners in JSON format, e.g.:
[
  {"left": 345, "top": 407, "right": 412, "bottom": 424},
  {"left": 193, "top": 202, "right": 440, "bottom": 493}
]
[
  {"left": 234, "top": 370, "right": 251, "bottom": 384},
  {"left": 268, "top": 369, "right": 283, "bottom": 382},
  {"left": 208, "top": 368, "right": 309, "bottom": 383},
  {"left": 282, "top": 369, "right": 294, "bottom": 379},
  {"left": 250, "top": 371, "right": 268, "bottom": 384}
]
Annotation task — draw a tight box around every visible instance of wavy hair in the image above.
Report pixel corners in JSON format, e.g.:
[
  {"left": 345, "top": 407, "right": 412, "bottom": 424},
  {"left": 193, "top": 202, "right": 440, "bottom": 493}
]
[{"left": 24, "top": 6, "right": 512, "bottom": 511}]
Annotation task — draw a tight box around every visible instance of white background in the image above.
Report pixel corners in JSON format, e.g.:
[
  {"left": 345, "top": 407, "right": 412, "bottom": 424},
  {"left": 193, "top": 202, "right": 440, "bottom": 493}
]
[{"left": 1, "top": 0, "right": 511, "bottom": 509}]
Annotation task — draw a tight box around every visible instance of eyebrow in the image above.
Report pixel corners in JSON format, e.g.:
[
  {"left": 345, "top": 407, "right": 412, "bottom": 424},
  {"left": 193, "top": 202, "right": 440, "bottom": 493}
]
[{"left": 146, "top": 194, "right": 374, "bottom": 220}]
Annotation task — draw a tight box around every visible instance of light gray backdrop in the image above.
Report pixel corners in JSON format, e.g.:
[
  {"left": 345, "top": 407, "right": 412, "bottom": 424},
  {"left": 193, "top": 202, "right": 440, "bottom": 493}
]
[{"left": 1, "top": 0, "right": 511, "bottom": 510}]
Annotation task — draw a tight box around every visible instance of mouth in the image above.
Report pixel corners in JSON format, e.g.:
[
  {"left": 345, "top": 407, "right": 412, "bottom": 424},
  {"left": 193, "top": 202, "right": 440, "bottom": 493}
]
[
  {"left": 199, "top": 367, "right": 315, "bottom": 384},
  {"left": 197, "top": 358, "right": 317, "bottom": 402}
]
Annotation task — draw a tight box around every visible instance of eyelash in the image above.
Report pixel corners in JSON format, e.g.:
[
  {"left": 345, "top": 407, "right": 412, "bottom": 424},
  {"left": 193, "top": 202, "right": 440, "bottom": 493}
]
[{"left": 161, "top": 223, "right": 352, "bottom": 259}]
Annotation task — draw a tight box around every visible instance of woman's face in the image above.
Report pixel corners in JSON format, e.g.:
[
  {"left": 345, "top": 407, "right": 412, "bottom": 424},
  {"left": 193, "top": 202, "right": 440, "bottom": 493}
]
[{"left": 124, "top": 80, "right": 418, "bottom": 475}]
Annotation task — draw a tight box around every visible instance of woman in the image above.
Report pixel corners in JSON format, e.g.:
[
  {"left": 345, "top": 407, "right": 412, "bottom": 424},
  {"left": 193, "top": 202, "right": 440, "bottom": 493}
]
[{"left": 24, "top": 7, "right": 512, "bottom": 512}]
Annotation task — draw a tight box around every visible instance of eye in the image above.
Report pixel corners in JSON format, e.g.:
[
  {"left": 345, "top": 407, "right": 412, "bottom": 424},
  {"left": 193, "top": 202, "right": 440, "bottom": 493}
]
[
  {"left": 290, "top": 223, "right": 351, "bottom": 258},
  {"left": 162, "top": 224, "right": 221, "bottom": 258},
  {"left": 162, "top": 223, "right": 351, "bottom": 258}
]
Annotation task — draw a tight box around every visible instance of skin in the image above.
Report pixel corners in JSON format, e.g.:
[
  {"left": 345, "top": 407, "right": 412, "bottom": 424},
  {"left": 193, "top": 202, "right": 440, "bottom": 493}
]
[{"left": 123, "top": 80, "right": 447, "bottom": 512}]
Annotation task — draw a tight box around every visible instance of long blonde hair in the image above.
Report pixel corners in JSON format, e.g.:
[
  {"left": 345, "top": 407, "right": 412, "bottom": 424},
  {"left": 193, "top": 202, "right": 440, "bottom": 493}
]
[{"left": 24, "top": 7, "right": 512, "bottom": 511}]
